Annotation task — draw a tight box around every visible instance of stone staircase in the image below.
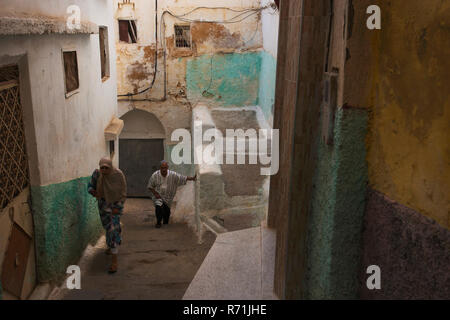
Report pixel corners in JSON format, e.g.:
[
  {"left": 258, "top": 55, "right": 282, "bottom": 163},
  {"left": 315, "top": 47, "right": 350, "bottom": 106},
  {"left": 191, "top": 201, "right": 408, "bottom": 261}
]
[{"left": 192, "top": 105, "right": 271, "bottom": 233}]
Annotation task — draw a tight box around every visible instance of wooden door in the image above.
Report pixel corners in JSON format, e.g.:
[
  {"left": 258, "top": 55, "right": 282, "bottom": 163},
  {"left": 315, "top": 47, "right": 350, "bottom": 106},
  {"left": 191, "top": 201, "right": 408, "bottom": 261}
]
[
  {"left": 119, "top": 139, "right": 164, "bottom": 197},
  {"left": 0, "top": 65, "right": 35, "bottom": 299}
]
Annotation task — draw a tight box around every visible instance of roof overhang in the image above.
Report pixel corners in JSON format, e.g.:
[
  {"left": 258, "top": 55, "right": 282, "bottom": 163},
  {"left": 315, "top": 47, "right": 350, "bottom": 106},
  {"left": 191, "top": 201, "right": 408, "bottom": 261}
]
[{"left": 0, "top": 14, "right": 98, "bottom": 36}]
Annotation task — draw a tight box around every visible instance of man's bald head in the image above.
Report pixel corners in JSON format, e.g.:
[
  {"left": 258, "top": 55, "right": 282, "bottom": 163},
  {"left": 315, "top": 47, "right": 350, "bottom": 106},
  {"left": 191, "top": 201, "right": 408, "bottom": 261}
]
[{"left": 160, "top": 160, "right": 169, "bottom": 176}]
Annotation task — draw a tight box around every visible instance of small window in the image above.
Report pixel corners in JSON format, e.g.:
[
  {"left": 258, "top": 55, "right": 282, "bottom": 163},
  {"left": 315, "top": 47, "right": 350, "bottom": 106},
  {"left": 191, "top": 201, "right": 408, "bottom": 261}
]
[
  {"left": 62, "top": 50, "right": 79, "bottom": 96},
  {"left": 99, "top": 26, "right": 110, "bottom": 80},
  {"left": 174, "top": 25, "right": 191, "bottom": 48},
  {"left": 119, "top": 20, "right": 137, "bottom": 43}
]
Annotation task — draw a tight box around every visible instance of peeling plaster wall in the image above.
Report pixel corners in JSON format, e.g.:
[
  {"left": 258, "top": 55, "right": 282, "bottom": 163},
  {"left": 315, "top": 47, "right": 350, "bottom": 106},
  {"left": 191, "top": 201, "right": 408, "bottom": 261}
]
[
  {"left": 0, "top": 0, "right": 118, "bottom": 284},
  {"left": 113, "top": 0, "right": 263, "bottom": 100}
]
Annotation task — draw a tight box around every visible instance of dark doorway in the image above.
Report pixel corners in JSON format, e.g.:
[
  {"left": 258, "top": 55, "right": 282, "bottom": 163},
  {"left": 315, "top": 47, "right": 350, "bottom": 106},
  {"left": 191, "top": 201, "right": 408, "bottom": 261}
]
[{"left": 119, "top": 139, "right": 164, "bottom": 197}]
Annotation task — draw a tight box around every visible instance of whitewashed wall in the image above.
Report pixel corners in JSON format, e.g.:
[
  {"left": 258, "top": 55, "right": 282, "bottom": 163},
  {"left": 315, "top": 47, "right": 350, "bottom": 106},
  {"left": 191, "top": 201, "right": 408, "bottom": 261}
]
[
  {"left": 0, "top": 0, "right": 118, "bottom": 185},
  {"left": 261, "top": 0, "right": 279, "bottom": 58}
]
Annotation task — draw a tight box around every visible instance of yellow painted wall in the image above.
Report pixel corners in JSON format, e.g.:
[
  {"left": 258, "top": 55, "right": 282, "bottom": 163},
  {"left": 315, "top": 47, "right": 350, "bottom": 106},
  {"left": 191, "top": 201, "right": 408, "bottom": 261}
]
[{"left": 364, "top": 1, "right": 450, "bottom": 228}]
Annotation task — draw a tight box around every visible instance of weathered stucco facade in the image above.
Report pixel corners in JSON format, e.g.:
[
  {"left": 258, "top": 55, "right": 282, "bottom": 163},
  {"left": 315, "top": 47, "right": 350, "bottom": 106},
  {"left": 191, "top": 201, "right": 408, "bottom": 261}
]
[
  {"left": 0, "top": 0, "right": 118, "bottom": 298},
  {"left": 113, "top": 0, "right": 279, "bottom": 228},
  {"left": 268, "top": 0, "right": 449, "bottom": 300},
  {"left": 346, "top": 0, "right": 450, "bottom": 299},
  {"left": 113, "top": 0, "right": 278, "bottom": 146}
]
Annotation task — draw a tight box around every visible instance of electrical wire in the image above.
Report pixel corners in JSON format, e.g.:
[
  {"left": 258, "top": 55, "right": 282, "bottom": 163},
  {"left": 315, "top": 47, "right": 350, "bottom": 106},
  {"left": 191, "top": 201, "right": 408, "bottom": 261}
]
[
  {"left": 161, "top": 8, "right": 264, "bottom": 26},
  {"left": 118, "top": 3, "right": 276, "bottom": 100}
]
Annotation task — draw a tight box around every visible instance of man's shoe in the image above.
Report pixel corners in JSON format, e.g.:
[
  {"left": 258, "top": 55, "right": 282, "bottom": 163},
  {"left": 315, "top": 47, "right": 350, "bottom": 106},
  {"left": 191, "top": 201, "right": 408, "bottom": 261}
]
[
  {"left": 108, "top": 254, "right": 118, "bottom": 274},
  {"left": 105, "top": 248, "right": 112, "bottom": 255},
  {"left": 155, "top": 223, "right": 161, "bottom": 228}
]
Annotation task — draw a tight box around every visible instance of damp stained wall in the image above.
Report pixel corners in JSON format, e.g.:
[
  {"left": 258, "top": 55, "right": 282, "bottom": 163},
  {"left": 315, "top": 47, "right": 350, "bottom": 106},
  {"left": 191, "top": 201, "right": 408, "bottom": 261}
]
[
  {"left": 344, "top": 0, "right": 450, "bottom": 299},
  {"left": 346, "top": 0, "right": 450, "bottom": 229}
]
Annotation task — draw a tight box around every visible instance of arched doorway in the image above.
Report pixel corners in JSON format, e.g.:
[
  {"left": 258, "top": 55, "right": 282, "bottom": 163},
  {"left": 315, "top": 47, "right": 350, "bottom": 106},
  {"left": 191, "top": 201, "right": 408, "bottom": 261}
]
[{"left": 119, "top": 109, "right": 165, "bottom": 197}]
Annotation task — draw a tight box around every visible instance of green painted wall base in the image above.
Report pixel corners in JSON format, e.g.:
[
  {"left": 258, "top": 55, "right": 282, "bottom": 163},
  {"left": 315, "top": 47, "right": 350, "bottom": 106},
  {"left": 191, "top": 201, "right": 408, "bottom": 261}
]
[
  {"left": 304, "top": 106, "right": 368, "bottom": 299},
  {"left": 31, "top": 176, "right": 103, "bottom": 283}
]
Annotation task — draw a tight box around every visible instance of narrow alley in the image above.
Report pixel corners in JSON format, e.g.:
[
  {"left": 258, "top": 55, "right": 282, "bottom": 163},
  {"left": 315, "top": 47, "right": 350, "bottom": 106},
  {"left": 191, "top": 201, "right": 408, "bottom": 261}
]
[
  {"left": 0, "top": 0, "right": 449, "bottom": 304},
  {"left": 50, "top": 199, "right": 215, "bottom": 300}
]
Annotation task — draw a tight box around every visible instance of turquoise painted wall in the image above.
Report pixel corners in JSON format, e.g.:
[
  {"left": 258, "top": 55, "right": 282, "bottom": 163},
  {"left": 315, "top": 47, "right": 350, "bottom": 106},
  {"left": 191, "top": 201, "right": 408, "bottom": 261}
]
[
  {"left": 31, "top": 176, "right": 103, "bottom": 282},
  {"left": 258, "top": 51, "right": 277, "bottom": 125},
  {"left": 186, "top": 52, "right": 261, "bottom": 107},
  {"left": 304, "top": 107, "right": 368, "bottom": 299}
]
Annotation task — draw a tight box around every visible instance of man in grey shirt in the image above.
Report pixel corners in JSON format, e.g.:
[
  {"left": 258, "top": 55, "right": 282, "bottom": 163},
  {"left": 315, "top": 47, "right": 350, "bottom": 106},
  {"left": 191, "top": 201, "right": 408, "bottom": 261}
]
[{"left": 147, "top": 160, "right": 196, "bottom": 228}]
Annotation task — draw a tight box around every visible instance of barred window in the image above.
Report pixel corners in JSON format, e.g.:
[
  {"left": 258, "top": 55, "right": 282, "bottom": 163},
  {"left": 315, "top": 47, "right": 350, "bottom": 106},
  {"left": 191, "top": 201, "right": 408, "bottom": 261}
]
[{"left": 174, "top": 25, "right": 191, "bottom": 48}]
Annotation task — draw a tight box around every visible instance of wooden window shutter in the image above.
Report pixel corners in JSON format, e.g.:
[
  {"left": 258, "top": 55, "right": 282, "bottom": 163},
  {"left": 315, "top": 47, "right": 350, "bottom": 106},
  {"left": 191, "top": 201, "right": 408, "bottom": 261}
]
[{"left": 119, "top": 20, "right": 129, "bottom": 42}]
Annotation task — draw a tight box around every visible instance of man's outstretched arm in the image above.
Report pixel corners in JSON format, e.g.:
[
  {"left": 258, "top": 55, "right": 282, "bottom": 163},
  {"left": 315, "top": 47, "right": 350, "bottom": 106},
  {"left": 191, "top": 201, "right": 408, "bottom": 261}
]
[{"left": 186, "top": 174, "right": 197, "bottom": 181}]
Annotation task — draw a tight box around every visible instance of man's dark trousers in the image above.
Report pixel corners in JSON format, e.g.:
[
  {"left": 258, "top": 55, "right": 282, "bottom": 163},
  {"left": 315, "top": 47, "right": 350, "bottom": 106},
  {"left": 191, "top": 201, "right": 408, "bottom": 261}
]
[{"left": 155, "top": 202, "right": 171, "bottom": 225}]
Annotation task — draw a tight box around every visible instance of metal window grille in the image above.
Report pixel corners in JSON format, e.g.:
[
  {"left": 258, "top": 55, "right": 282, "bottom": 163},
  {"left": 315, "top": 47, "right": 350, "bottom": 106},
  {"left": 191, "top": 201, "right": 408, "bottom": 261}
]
[
  {"left": 174, "top": 25, "right": 191, "bottom": 48},
  {"left": 0, "top": 65, "right": 30, "bottom": 210}
]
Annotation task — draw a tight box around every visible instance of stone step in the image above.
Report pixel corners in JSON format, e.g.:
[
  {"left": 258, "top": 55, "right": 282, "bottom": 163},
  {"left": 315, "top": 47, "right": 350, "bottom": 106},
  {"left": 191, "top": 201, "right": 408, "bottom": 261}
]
[
  {"left": 182, "top": 226, "right": 278, "bottom": 300},
  {"left": 183, "top": 227, "right": 262, "bottom": 300}
]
